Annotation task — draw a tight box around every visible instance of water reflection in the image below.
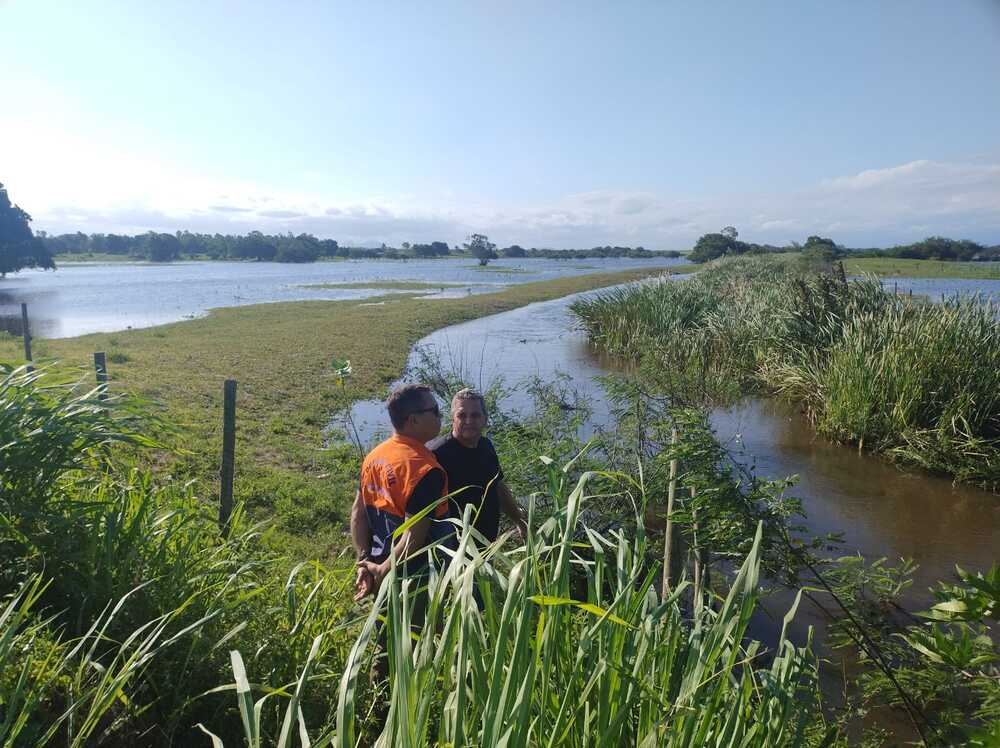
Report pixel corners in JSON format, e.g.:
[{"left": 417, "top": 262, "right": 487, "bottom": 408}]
[{"left": 0, "top": 257, "right": 687, "bottom": 339}]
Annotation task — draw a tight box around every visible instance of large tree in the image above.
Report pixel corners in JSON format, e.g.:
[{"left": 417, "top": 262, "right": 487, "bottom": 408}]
[
  {"left": 464, "top": 233, "right": 497, "bottom": 266},
  {"left": 689, "top": 231, "right": 742, "bottom": 263},
  {"left": 0, "top": 183, "right": 54, "bottom": 277}
]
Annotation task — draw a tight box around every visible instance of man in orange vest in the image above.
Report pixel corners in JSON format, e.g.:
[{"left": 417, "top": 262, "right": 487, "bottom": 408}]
[{"left": 350, "top": 383, "right": 450, "bottom": 612}]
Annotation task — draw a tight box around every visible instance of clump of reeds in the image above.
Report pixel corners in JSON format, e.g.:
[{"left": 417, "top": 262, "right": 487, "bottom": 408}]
[
  {"left": 324, "top": 460, "right": 820, "bottom": 747},
  {"left": 572, "top": 255, "right": 1000, "bottom": 487}
]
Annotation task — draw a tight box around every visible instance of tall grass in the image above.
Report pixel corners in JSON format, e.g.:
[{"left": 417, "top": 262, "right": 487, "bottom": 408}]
[
  {"left": 0, "top": 365, "right": 357, "bottom": 745},
  {"left": 572, "top": 255, "right": 1000, "bottom": 487},
  {"left": 327, "top": 461, "right": 823, "bottom": 747}
]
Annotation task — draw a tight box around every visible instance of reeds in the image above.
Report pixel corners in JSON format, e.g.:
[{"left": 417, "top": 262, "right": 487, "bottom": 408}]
[
  {"left": 572, "top": 255, "right": 1000, "bottom": 487},
  {"left": 329, "top": 461, "right": 821, "bottom": 746}
]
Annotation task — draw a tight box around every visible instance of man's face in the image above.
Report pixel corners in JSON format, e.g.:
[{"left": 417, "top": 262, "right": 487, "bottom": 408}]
[
  {"left": 451, "top": 397, "right": 486, "bottom": 446},
  {"left": 407, "top": 392, "right": 442, "bottom": 442}
]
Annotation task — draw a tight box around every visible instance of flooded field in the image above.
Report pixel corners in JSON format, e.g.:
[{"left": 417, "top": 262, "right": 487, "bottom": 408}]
[
  {"left": 0, "top": 256, "right": 687, "bottom": 338},
  {"left": 343, "top": 283, "right": 999, "bottom": 612}
]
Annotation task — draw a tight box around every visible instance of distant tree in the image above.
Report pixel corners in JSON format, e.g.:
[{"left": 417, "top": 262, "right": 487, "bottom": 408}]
[
  {"left": 689, "top": 232, "right": 741, "bottom": 263},
  {"left": 802, "top": 235, "right": 841, "bottom": 263},
  {"left": 429, "top": 241, "right": 450, "bottom": 256},
  {"left": 465, "top": 233, "right": 497, "bottom": 266},
  {"left": 141, "top": 232, "right": 181, "bottom": 262},
  {"left": 276, "top": 235, "right": 320, "bottom": 263},
  {"left": 232, "top": 231, "right": 277, "bottom": 261},
  {"left": 411, "top": 243, "right": 437, "bottom": 258},
  {"left": 721, "top": 226, "right": 739, "bottom": 240},
  {"left": 319, "top": 239, "right": 340, "bottom": 257},
  {"left": 0, "top": 183, "right": 54, "bottom": 277},
  {"left": 501, "top": 244, "right": 526, "bottom": 258}
]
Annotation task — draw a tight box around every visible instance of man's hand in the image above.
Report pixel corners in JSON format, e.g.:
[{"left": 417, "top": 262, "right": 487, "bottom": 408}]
[
  {"left": 354, "top": 559, "right": 388, "bottom": 599},
  {"left": 353, "top": 565, "right": 375, "bottom": 601}
]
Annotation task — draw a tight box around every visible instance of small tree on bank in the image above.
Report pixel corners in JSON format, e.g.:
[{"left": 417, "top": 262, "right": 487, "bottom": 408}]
[
  {"left": 0, "top": 183, "right": 54, "bottom": 277},
  {"left": 465, "top": 233, "right": 497, "bottom": 266}
]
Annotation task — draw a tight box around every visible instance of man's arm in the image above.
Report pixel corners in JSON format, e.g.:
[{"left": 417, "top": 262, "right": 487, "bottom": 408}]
[
  {"left": 350, "top": 490, "right": 371, "bottom": 561},
  {"left": 350, "top": 491, "right": 375, "bottom": 600},
  {"left": 498, "top": 479, "right": 528, "bottom": 537},
  {"left": 357, "top": 469, "right": 442, "bottom": 592}
]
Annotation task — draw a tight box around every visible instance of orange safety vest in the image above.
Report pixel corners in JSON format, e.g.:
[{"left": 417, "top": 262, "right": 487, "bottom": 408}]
[{"left": 360, "top": 433, "right": 449, "bottom": 559}]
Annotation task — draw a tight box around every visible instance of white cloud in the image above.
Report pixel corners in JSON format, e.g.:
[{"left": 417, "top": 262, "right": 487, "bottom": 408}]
[{"left": 2, "top": 115, "right": 998, "bottom": 248}]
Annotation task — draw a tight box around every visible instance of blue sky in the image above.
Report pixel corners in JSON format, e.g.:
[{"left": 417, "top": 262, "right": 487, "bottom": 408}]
[{"left": 2, "top": 1, "right": 999, "bottom": 248}]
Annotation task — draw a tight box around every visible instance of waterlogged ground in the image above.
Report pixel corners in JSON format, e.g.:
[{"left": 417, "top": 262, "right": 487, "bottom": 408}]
[
  {"left": 878, "top": 275, "right": 1000, "bottom": 302},
  {"left": 0, "top": 256, "right": 688, "bottom": 338},
  {"left": 341, "top": 287, "right": 1000, "bottom": 608}
]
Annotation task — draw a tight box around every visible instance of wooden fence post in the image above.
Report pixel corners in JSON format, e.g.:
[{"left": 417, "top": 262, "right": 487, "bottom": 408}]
[
  {"left": 93, "top": 352, "right": 108, "bottom": 400},
  {"left": 21, "top": 303, "right": 32, "bottom": 373},
  {"left": 219, "top": 379, "right": 237, "bottom": 535},
  {"left": 661, "top": 428, "right": 678, "bottom": 597}
]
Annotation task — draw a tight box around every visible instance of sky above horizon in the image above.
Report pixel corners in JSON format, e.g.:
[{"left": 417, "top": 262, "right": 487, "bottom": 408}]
[{"left": 2, "top": 1, "right": 999, "bottom": 249}]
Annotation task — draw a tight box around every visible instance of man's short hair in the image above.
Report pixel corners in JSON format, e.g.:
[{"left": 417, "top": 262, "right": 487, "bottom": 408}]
[
  {"left": 387, "top": 383, "right": 433, "bottom": 430},
  {"left": 452, "top": 387, "right": 487, "bottom": 416}
]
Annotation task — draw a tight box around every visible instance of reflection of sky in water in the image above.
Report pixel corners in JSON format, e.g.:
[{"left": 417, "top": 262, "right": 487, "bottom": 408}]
[
  {"left": 0, "top": 256, "right": 687, "bottom": 339},
  {"left": 876, "top": 276, "right": 1000, "bottom": 302},
  {"left": 339, "top": 286, "right": 625, "bottom": 449}
]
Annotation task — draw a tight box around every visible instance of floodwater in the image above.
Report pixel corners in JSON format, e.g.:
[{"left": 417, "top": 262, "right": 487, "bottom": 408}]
[
  {"left": 879, "top": 276, "right": 1000, "bottom": 302},
  {"left": 341, "top": 283, "right": 999, "bottom": 630},
  {"left": 0, "top": 256, "right": 687, "bottom": 339}
]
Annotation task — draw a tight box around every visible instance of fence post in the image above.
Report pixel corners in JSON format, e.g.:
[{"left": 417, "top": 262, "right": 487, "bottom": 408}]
[
  {"left": 21, "top": 303, "right": 32, "bottom": 373},
  {"left": 93, "top": 352, "right": 108, "bottom": 400},
  {"left": 219, "top": 379, "right": 237, "bottom": 535},
  {"left": 661, "top": 428, "right": 678, "bottom": 597}
]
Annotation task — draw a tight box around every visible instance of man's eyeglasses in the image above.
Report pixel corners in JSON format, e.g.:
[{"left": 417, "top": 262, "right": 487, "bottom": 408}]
[{"left": 411, "top": 404, "right": 441, "bottom": 418}]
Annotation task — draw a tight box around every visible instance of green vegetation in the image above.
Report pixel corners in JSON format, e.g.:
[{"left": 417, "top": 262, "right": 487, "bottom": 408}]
[
  {"left": 1, "top": 182, "right": 54, "bottom": 276},
  {"left": 0, "top": 366, "right": 356, "bottom": 745},
  {"left": 2, "top": 360, "right": 837, "bottom": 745},
  {"left": 686, "top": 226, "right": 999, "bottom": 266},
  {"left": 0, "top": 267, "right": 670, "bottom": 557},
  {"left": 572, "top": 254, "right": 1000, "bottom": 488},
  {"left": 843, "top": 256, "right": 1000, "bottom": 279},
  {"left": 331, "top": 486, "right": 820, "bottom": 747}
]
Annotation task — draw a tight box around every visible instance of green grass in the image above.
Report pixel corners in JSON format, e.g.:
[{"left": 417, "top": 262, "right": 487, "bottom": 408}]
[
  {"left": 300, "top": 280, "right": 476, "bottom": 290},
  {"left": 53, "top": 252, "right": 152, "bottom": 263},
  {"left": 843, "top": 256, "right": 1000, "bottom": 279},
  {"left": 2, "top": 365, "right": 828, "bottom": 746},
  {"left": 0, "top": 267, "right": 670, "bottom": 557}
]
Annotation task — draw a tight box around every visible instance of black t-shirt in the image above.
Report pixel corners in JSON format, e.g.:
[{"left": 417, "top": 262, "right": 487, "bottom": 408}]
[{"left": 430, "top": 434, "right": 504, "bottom": 542}]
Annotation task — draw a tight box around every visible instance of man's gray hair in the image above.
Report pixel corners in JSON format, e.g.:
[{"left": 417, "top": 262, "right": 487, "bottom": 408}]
[{"left": 452, "top": 387, "right": 488, "bottom": 415}]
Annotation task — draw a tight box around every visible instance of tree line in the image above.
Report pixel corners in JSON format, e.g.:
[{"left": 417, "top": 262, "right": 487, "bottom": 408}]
[{"left": 689, "top": 226, "right": 1000, "bottom": 264}]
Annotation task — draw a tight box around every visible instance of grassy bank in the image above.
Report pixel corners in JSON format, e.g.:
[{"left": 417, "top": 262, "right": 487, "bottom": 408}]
[
  {"left": 842, "top": 256, "right": 1000, "bottom": 279},
  {"left": 572, "top": 255, "right": 1000, "bottom": 488},
  {"left": 0, "top": 267, "right": 669, "bottom": 556},
  {"left": 301, "top": 280, "right": 474, "bottom": 290}
]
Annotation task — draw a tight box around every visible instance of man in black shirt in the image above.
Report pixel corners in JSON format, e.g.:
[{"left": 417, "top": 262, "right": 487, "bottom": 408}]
[{"left": 429, "top": 388, "right": 527, "bottom": 544}]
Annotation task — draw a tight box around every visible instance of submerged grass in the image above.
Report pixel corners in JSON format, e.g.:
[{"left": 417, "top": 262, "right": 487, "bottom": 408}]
[{"left": 572, "top": 255, "right": 1000, "bottom": 488}]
